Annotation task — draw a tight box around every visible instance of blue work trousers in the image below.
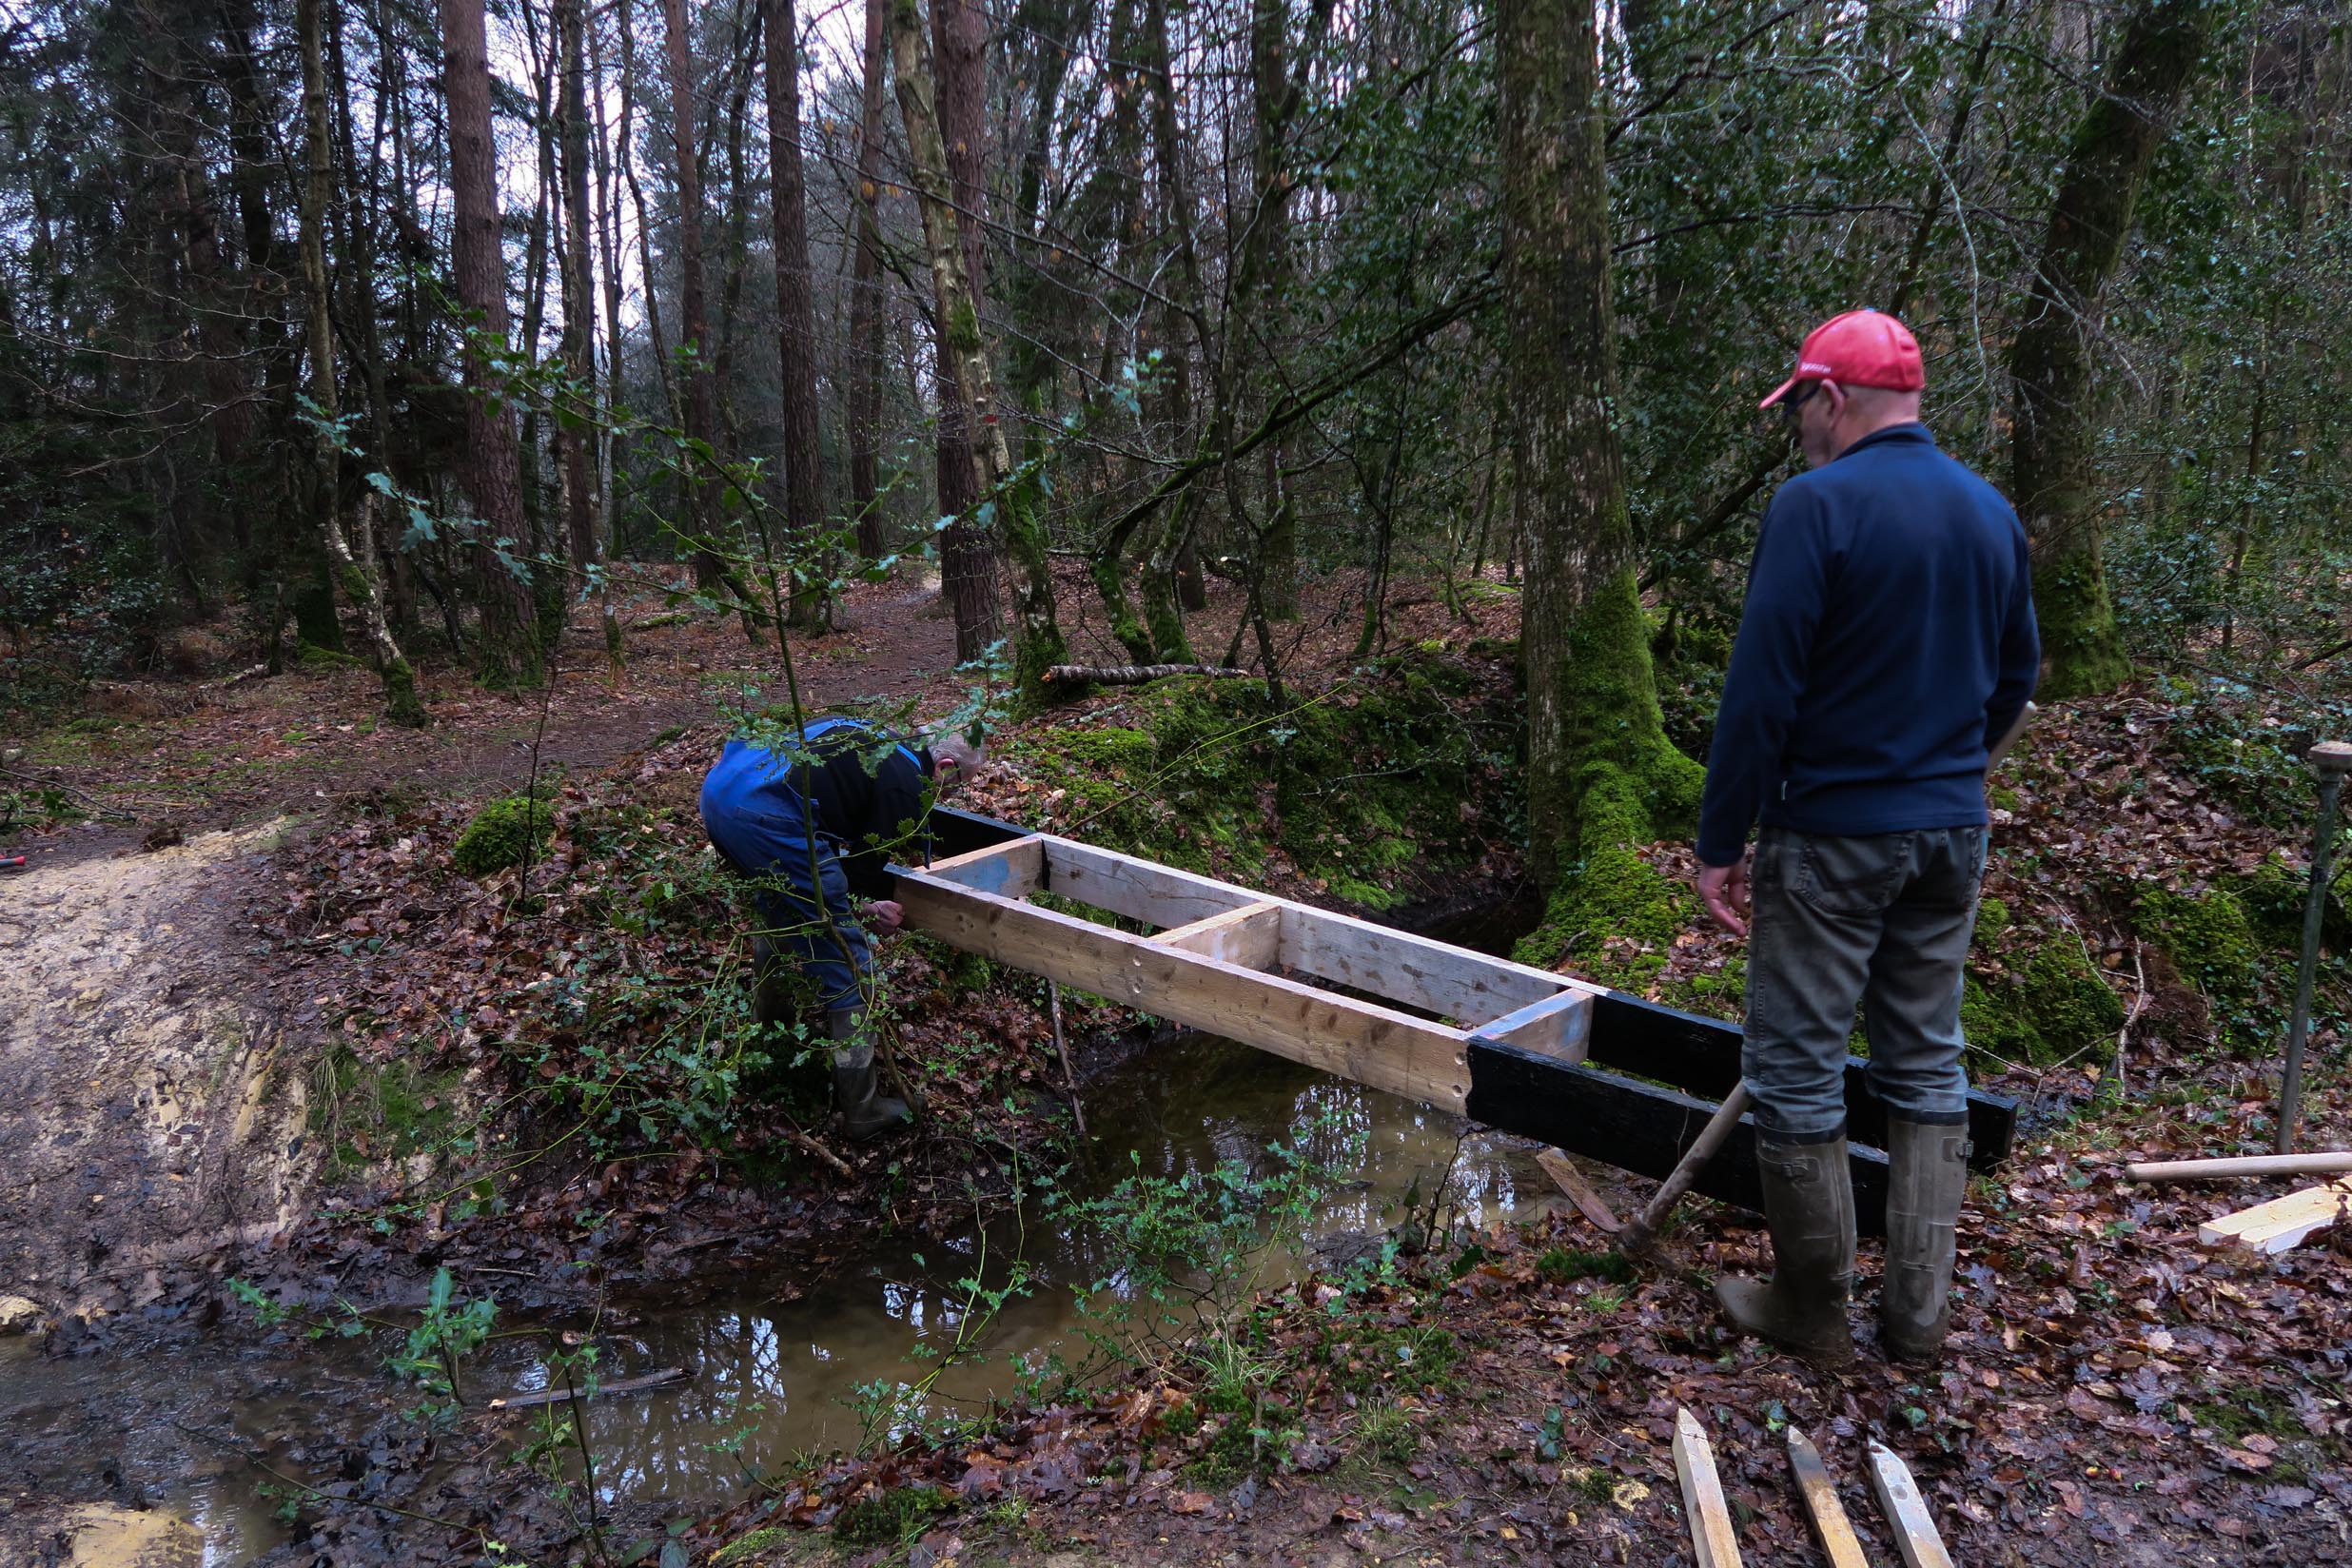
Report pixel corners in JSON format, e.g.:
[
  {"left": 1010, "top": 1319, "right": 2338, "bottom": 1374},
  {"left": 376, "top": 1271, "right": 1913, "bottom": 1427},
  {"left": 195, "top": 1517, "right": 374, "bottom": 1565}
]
[{"left": 700, "top": 747, "right": 872, "bottom": 1013}]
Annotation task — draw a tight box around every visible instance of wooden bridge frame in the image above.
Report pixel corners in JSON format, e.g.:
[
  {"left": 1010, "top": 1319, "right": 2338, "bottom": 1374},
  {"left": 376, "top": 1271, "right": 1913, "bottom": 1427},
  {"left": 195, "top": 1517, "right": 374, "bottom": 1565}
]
[{"left": 899, "top": 810, "right": 2015, "bottom": 1235}]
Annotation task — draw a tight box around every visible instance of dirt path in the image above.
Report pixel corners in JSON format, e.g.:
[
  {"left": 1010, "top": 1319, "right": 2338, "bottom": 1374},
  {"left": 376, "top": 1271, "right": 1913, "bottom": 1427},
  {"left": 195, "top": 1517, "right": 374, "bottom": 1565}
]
[{"left": 0, "top": 579, "right": 963, "bottom": 1323}]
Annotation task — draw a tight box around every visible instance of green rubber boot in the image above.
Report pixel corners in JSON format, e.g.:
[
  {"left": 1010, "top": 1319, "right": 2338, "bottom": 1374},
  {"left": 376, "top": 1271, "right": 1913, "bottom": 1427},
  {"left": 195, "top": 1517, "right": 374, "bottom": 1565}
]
[
  {"left": 1880, "top": 1118, "right": 1970, "bottom": 1363},
  {"left": 828, "top": 1009, "right": 911, "bottom": 1141},
  {"left": 1715, "top": 1133, "right": 1855, "bottom": 1369}
]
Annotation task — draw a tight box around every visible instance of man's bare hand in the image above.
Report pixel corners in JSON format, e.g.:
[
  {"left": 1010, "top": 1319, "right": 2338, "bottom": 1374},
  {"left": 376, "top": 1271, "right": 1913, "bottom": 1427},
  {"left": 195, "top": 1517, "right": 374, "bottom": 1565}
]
[
  {"left": 1697, "top": 857, "right": 1750, "bottom": 938},
  {"left": 860, "top": 898, "right": 905, "bottom": 932}
]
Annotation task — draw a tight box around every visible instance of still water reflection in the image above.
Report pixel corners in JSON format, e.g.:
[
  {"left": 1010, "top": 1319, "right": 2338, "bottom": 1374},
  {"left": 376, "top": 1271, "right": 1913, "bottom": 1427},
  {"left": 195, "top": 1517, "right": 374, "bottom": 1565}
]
[{"left": 0, "top": 1033, "right": 1558, "bottom": 1562}]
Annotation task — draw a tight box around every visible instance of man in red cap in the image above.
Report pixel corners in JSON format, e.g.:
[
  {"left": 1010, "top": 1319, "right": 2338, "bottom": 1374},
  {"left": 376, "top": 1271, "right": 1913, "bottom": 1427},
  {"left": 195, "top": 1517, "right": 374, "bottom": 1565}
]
[{"left": 1693, "top": 309, "right": 2039, "bottom": 1367}]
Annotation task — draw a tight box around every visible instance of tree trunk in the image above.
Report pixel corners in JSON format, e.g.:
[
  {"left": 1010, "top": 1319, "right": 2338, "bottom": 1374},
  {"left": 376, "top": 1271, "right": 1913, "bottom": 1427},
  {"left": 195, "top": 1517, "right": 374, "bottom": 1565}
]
[
  {"left": 661, "top": 0, "right": 726, "bottom": 590},
  {"left": 1246, "top": 0, "right": 1297, "bottom": 619},
  {"left": 846, "top": 0, "right": 891, "bottom": 559},
  {"left": 1499, "top": 0, "right": 1699, "bottom": 904},
  {"left": 892, "top": 0, "right": 1009, "bottom": 665},
  {"left": 440, "top": 0, "right": 543, "bottom": 686},
  {"left": 764, "top": 0, "right": 829, "bottom": 622},
  {"left": 557, "top": 0, "right": 620, "bottom": 670},
  {"left": 300, "top": 0, "right": 423, "bottom": 724},
  {"left": 2009, "top": 0, "right": 2211, "bottom": 699}
]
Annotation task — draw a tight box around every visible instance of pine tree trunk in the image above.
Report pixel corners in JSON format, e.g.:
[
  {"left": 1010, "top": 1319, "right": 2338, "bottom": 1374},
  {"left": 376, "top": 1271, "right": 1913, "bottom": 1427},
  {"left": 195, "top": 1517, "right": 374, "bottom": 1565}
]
[
  {"left": 2009, "top": 0, "right": 2210, "bottom": 699},
  {"left": 300, "top": 0, "right": 423, "bottom": 724},
  {"left": 557, "top": 0, "right": 620, "bottom": 671},
  {"left": 764, "top": 0, "right": 829, "bottom": 622},
  {"left": 661, "top": 0, "right": 727, "bottom": 591},
  {"left": 1499, "top": 0, "right": 1698, "bottom": 899},
  {"left": 439, "top": 0, "right": 543, "bottom": 686},
  {"left": 846, "top": 0, "right": 890, "bottom": 559}
]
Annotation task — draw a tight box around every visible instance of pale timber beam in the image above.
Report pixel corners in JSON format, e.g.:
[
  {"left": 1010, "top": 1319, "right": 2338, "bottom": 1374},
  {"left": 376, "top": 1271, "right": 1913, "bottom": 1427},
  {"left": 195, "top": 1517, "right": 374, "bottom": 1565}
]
[
  {"left": 1278, "top": 904, "right": 1581, "bottom": 1026},
  {"left": 1041, "top": 837, "right": 1263, "bottom": 928},
  {"left": 895, "top": 869, "right": 1472, "bottom": 1110},
  {"left": 1153, "top": 901, "right": 1284, "bottom": 969},
  {"left": 923, "top": 834, "right": 1046, "bottom": 899},
  {"left": 1466, "top": 989, "right": 1593, "bottom": 1062}
]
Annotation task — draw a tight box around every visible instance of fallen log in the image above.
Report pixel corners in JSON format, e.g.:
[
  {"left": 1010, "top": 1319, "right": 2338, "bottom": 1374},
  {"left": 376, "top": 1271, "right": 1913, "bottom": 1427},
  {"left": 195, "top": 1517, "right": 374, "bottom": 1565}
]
[
  {"left": 2126, "top": 1151, "right": 2352, "bottom": 1183},
  {"left": 1043, "top": 663, "right": 1251, "bottom": 685},
  {"left": 487, "top": 1365, "right": 687, "bottom": 1412}
]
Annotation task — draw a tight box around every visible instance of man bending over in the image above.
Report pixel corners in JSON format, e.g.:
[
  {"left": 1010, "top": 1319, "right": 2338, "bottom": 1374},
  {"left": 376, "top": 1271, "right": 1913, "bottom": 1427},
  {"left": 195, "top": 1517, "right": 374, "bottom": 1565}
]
[{"left": 699, "top": 715, "right": 985, "bottom": 1139}]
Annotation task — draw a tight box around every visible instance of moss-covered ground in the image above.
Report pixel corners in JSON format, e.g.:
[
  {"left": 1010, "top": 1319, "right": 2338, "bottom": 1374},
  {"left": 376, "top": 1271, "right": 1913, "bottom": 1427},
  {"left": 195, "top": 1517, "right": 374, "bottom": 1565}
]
[{"left": 989, "top": 652, "right": 1520, "bottom": 911}]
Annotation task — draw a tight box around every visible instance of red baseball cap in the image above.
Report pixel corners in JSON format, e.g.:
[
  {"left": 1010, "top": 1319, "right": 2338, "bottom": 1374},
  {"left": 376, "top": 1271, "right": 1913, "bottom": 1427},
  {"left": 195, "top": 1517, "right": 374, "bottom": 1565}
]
[{"left": 1757, "top": 309, "right": 1925, "bottom": 409}]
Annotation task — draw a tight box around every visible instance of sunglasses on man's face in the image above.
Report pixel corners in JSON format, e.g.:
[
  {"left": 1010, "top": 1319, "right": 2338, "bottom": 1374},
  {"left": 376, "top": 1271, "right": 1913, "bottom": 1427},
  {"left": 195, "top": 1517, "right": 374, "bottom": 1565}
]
[{"left": 1780, "top": 382, "right": 1821, "bottom": 419}]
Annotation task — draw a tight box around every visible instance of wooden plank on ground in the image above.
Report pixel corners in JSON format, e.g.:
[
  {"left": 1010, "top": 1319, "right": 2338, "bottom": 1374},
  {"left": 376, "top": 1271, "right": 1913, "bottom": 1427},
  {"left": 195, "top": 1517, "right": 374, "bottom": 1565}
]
[
  {"left": 897, "top": 870, "right": 1472, "bottom": 1109},
  {"left": 1153, "top": 901, "right": 1284, "bottom": 969},
  {"left": 1535, "top": 1149, "right": 1621, "bottom": 1232},
  {"left": 2199, "top": 1180, "right": 2352, "bottom": 1254},
  {"left": 1041, "top": 837, "right": 1263, "bottom": 930},
  {"left": 923, "top": 835, "right": 1045, "bottom": 898},
  {"left": 1786, "top": 1428, "right": 1872, "bottom": 1568},
  {"left": 1865, "top": 1441, "right": 1953, "bottom": 1568},
  {"left": 1673, "top": 1407, "right": 1744, "bottom": 1568},
  {"left": 1465, "top": 1038, "right": 1894, "bottom": 1233},
  {"left": 1586, "top": 990, "right": 2017, "bottom": 1168},
  {"left": 926, "top": 805, "right": 1033, "bottom": 862},
  {"left": 1467, "top": 989, "right": 1593, "bottom": 1062}
]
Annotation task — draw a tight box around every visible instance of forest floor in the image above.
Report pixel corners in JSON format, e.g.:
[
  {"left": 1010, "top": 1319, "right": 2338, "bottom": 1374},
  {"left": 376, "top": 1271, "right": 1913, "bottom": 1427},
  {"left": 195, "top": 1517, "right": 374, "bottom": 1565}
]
[{"left": 1, "top": 563, "right": 2347, "bottom": 1568}]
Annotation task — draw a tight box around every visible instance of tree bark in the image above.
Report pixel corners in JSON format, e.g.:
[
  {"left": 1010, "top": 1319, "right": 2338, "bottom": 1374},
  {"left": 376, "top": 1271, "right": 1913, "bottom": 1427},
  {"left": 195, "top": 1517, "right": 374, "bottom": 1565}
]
[
  {"left": 440, "top": 0, "right": 543, "bottom": 685},
  {"left": 557, "top": 0, "right": 620, "bottom": 670},
  {"left": 300, "top": 0, "right": 424, "bottom": 724},
  {"left": 891, "top": 0, "right": 1009, "bottom": 665},
  {"left": 661, "top": 0, "right": 726, "bottom": 588},
  {"left": 764, "top": 0, "right": 829, "bottom": 620},
  {"left": 846, "top": 0, "right": 891, "bottom": 559},
  {"left": 1499, "top": 0, "right": 1697, "bottom": 894},
  {"left": 2009, "top": 0, "right": 2211, "bottom": 699}
]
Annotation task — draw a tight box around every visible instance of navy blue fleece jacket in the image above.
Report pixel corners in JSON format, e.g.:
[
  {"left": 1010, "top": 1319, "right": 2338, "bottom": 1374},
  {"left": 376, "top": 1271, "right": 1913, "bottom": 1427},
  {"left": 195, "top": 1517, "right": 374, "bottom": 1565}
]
[{"left": 1695, "top": 423, "right": 2039, "bottom": 867}]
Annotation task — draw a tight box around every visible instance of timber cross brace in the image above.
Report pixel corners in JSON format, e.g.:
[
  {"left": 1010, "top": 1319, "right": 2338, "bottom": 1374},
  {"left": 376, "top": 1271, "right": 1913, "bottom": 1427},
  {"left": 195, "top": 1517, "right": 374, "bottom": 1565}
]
[{"left": 898, "top": 809, "right": 2016, "bottom": 1237}]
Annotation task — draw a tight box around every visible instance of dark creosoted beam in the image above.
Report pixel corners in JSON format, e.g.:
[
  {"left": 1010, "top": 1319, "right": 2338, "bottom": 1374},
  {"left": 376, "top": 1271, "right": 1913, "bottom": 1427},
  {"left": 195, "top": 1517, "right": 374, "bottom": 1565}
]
[
  {"left": 1584, "top": 990, "right": 2016, "bottom": 1169},
  {"left": 1465, "top": 1036, "right": 1898, "bottom": 1236}
]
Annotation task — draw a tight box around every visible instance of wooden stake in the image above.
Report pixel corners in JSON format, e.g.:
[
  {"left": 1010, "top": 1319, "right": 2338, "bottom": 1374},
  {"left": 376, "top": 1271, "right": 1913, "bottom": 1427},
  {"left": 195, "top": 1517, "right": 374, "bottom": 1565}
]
[
  {"left": 1785, "top": 1428, "right": 1872, "bottom": 1568},
  {"left": 2126, "top": 1151, "right": 2352, "bottom": 1183},
  {"left": 1865, "top": 1441, "right": 1953, "bottom": 1568},
  {"left": 1537, "top": 1148, "right": 1621, "bottom": 1233},
  {"left": 1620, "top": 1084, "right": 1753, "bottom": 1254},
  {"left": 1673, "top": 1407, "right": 1745, "bottom": 1568}
]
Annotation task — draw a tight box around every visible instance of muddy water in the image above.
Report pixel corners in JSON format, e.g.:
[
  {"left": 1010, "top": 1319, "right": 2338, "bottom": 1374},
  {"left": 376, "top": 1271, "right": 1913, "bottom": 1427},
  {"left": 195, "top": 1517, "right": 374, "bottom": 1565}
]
[{"left": 0, "top": 1033, "right": 1562, "bottom": 1564}]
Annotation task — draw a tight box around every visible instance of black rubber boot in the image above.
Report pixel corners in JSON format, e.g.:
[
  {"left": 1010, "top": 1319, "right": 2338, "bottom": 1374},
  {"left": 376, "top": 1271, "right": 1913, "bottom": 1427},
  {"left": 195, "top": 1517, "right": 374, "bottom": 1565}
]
[
  {"left": 1881, "top": 1117, "right": 1970, "bottom": 1363},
  {"left": 828, "top": 1009, "right": 911, "bottom": 1141},
  {"left": 1715, "top": 1133, "right": 1855, "bottom": 1368}
]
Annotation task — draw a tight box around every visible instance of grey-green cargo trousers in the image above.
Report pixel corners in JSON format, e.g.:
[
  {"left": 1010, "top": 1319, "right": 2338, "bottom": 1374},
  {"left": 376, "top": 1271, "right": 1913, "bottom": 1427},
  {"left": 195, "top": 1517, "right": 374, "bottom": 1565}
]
[{"left": 1741, "top": 825, "right": 1989, "bottom": 1142}]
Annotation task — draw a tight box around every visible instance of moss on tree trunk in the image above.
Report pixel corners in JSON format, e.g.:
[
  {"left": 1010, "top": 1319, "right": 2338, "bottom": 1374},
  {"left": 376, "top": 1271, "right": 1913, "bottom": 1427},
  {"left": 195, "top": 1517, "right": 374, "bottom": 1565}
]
[{"left": 1499, "top": 0, "right": 1701, "bottom": 970}]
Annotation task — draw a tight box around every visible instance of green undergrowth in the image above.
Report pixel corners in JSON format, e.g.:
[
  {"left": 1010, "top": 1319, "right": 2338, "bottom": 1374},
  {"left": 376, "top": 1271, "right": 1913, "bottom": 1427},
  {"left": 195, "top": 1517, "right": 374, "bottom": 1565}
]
[
  {"left": 1005, "top": 652, "right": 1519, "bottom": 911},
  {"left": 1961, "top": 900, "right": 2127, "bottom": 1069},
  {"left": 308, "top": 1039, "right": 464, "bottom": 1177}
]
